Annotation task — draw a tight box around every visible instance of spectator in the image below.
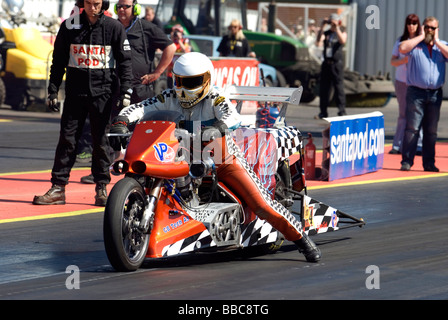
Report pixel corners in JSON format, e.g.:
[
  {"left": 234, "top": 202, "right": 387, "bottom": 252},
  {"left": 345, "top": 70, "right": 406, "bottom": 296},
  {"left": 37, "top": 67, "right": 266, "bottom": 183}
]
[
  {"left": 390, "top": 14, "right": 422, "bottom": 155},
  {"left": 260, "top": 17, "right": 268, "bottom": 33},
  {"left": 144, "top": 5, "right": 164, "bottom": 30},
  {"left": 170, "top": 24, "right": 191, "bottom": 54},
  {"left": 217, "top": 19, "right": 256, "bottom": 58},
  {"left": 32, "top": 0, "right": 133, "bottom": 206},
  {"left": 314, "top": 13, "right": 347, "bottom": 119},
  {"left": 167, "top": 24, "right": 191, "bottom": 88},
  {"left": 399, "top": 16, "right": 448, "bottom": 172}
]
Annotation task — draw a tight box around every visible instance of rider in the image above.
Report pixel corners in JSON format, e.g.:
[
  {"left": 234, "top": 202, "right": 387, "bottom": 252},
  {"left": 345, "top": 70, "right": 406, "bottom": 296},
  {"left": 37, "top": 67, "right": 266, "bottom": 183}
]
[{"left": 109, "top": 52, "right": 321, "bottom": 262}]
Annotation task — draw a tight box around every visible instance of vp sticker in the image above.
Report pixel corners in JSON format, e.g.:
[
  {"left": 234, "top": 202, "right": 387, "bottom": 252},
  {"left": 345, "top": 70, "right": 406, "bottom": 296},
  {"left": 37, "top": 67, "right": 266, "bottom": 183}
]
[{"left": 153, "top": 143, "right": 175, "bottom": 162}]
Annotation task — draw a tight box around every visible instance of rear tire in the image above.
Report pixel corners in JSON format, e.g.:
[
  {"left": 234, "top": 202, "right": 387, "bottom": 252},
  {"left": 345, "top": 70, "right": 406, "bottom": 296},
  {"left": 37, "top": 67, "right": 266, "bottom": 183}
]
[{"left": 103, "top": 177, "right": 150, "bottom": 271}]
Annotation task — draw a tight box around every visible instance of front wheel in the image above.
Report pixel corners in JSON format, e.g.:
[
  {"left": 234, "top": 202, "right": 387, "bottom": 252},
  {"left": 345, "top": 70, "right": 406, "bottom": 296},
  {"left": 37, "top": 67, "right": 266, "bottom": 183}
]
[{"left": 103, "top": 177, "right": 150, "bottom": 271}]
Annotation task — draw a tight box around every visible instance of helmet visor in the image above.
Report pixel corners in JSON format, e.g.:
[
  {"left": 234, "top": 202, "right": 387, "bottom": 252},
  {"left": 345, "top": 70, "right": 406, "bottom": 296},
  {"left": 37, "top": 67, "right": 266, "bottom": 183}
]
[{"left": 173, "top": 71, "right": 211, "bottom": 90}]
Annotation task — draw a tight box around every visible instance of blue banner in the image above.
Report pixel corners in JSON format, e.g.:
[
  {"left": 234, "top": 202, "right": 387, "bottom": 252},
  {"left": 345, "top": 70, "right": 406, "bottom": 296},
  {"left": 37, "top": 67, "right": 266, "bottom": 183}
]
[{"left": 325, "top": 112, "right": 384, "bottom": 181}]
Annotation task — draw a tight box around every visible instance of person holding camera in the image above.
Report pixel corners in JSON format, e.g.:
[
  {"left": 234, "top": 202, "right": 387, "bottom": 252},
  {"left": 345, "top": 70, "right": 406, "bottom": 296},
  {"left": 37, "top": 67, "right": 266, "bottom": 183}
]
[
  {"left": 171, "top": 24, "right": 191, "bottom": 54},
  {"left": 315, "top": 13, "right": 347, "bottom": 119},
  {"left": 399, "top": 16, "right": 448, "bottom": 172},
  {"left": 166, "top": 24, "right": 191, "bottom": 88}
]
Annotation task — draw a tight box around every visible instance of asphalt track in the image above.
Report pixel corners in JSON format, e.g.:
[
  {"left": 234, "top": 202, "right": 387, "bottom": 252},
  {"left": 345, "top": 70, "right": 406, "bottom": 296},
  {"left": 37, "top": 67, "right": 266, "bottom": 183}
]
[{"left": 0, "top": 98, "right": 447, "bottom": 303}]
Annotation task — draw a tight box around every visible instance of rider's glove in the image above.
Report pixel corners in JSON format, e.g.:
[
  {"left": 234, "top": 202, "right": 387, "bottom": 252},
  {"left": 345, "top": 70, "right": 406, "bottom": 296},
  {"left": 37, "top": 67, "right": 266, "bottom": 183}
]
[
  {"left": 116, "top": 88, "right": 133, "bottom": 110},
  {"left": 109, "top": 116, "right": 130, "bottom": 151},
  {"left": 212, "top": 120, "right": 228, "bottom": 135},
  {"left": 201, "top": 126, "right": 222, "bottom": 141},
  {"left": 201, "top": 120, "right": 228, "bottom": 141},
  {"left": 47, "top": 93, "right": 59, "bottom": 112}
]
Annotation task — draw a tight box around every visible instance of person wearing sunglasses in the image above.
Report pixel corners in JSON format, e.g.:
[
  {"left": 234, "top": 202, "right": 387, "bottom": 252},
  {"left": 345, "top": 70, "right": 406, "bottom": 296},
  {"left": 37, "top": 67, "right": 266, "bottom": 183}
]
[
  {"left": 389, "top": 14, "right": 422, "bottom": 155},
  {"left": 109, "top": 52, "right": 322, "bottom": 263},
  {"left": 217, "top": 19, "right": 256, "bottom": 58},
  {"left": 115, "top": 0, "right": 176, "bottom": 103},
  {"left": 399, "top": 16, "right": 448, "bottom": 172}
]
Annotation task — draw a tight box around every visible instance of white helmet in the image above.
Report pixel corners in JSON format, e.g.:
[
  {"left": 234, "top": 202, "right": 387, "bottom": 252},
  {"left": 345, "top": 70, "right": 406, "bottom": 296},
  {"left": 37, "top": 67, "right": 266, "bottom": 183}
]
[{"left": 173, "top": 52, "right": 214, "bottom": 109}]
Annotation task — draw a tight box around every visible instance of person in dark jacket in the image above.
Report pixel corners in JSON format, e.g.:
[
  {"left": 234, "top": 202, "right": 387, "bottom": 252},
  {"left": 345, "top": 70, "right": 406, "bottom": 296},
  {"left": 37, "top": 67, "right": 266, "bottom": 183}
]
[
  {"left": 144, "top": 5, "right": 164, "bottom": 30},
  {"left": 217, "top": 19, "right": 256, "bottom": 58},
  {"left": 78, "top": 0, "right": 176, "bottom": 184},
  {"left": 116, "top": 0, "right": 175, "bottom": 103},
  {"left": 315, "top": 13, "right": 347, "bottom": 119},
  {"left": 33, "top": 0, "right": 133, "bottom": 206}
]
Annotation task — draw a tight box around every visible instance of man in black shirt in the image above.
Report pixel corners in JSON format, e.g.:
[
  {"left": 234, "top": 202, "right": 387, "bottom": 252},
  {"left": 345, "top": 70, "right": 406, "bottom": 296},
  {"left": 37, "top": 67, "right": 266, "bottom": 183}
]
[
  {"left": 315, "top": 13, "right": 347, "bottom": 119},
  {"left": 116, "top": 0, "right": 176, "bottom": 103}
]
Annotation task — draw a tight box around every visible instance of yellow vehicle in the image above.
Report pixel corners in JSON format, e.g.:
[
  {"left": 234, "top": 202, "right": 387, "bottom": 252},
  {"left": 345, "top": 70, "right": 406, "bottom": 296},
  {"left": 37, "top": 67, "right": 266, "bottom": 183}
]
[
  {"left": 0, "top": 0, "right": 63, "bottom": 110},
  {"left": 0, "top": 26, "right": 63, "bottom": 110}
]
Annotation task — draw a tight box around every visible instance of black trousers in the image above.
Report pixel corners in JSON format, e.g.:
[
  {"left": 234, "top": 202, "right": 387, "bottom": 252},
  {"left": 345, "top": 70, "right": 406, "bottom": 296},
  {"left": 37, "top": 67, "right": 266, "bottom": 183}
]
[
  {"left": 51, "top": 93, "right": 113, "bottom": 186},
  {"left": 319, "top": 60, "right": 346, "bottom": 117}
]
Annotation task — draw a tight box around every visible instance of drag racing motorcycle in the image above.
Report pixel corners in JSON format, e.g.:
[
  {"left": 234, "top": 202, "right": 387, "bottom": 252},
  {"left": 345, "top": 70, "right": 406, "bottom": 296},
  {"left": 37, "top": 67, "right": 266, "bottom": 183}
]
[{"left": 103, "top": 86, "right": 365, "bottom": 272}]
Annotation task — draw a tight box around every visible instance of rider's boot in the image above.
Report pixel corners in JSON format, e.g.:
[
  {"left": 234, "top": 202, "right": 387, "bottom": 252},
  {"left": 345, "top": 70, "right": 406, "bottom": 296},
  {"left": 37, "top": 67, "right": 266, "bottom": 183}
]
[
  {"left": 294, "top": 233, "right": 322, "bottom": 263},
  {"left": 94, "top": 183, "right": 108, "bottom": 206},
  {"left": 32, "top": 184, "right": 66, "bottom": 205}
]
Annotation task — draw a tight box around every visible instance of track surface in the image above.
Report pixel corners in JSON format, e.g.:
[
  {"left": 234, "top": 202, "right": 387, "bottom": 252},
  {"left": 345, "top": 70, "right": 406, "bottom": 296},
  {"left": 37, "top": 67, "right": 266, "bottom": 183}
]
[{"left": 1, "top": 98, "right": 447, "bottom": 302}]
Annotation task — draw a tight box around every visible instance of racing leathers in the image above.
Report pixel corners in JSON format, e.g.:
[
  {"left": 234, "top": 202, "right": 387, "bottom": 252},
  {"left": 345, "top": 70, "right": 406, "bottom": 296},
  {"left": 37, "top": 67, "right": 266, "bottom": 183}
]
[
  {"left": 36, "top": 11, "right": 132, "bottom": 207},
  {"left": 116, "top": 87, "right": 321, "bottom": 261}
]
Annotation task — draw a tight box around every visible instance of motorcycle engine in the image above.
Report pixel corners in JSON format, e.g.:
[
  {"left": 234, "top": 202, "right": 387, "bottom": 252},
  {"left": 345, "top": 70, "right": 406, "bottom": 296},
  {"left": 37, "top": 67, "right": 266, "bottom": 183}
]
[{"left": 174, "top": 175, "right": 196, "bottom": 203}]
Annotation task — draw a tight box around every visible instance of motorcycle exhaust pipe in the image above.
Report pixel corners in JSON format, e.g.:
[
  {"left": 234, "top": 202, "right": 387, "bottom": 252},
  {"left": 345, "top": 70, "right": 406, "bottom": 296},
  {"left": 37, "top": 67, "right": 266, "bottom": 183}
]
[
  {"left": 112, "top": 160, "right": 129, "bottom": 174},
  {"left": 189, "top": 157, "right": 215, "bottom": 179}
]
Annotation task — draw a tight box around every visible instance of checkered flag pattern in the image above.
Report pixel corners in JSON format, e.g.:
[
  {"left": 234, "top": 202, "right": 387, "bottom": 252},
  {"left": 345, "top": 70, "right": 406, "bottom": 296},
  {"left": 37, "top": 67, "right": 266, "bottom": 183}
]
[
  {"left": 259, "top": 126, "right": 303, "bottom": 161},
  {"left": 161, "top": 230, "right": 216, "bottom": 257},
  {"left": 302, "top": 195, "right": 340, "bottom": 236},
  {"left": 160, "top": 126, "right": 305, "bottom": 258},
  {"left": 225, "top": 134, "right": 304, "bottom": 237},
  {"left": 241, "top": 218, "right": 280, "bottom": 247}
]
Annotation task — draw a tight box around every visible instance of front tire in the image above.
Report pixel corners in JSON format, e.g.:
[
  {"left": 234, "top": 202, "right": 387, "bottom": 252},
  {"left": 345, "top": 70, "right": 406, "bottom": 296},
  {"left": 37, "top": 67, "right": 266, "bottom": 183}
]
[{"left": 103, "top": 177, "right": 150, "bottom": 271}]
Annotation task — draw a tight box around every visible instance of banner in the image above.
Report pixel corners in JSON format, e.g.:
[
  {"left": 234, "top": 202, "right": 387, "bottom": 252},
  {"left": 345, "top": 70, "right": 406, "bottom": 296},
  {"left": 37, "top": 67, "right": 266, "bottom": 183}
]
[
  {"left": 322, "top": 112, "right": 384, "bottom": 181},
  {"left": 211, "top": 58, "right": 260, "bottom": 90},
  {"left": 69, "top": 44, "right": 115, "bottom": 69},
  {"left": 211, "top": 58, "right": 260, "bottom": 126}
]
